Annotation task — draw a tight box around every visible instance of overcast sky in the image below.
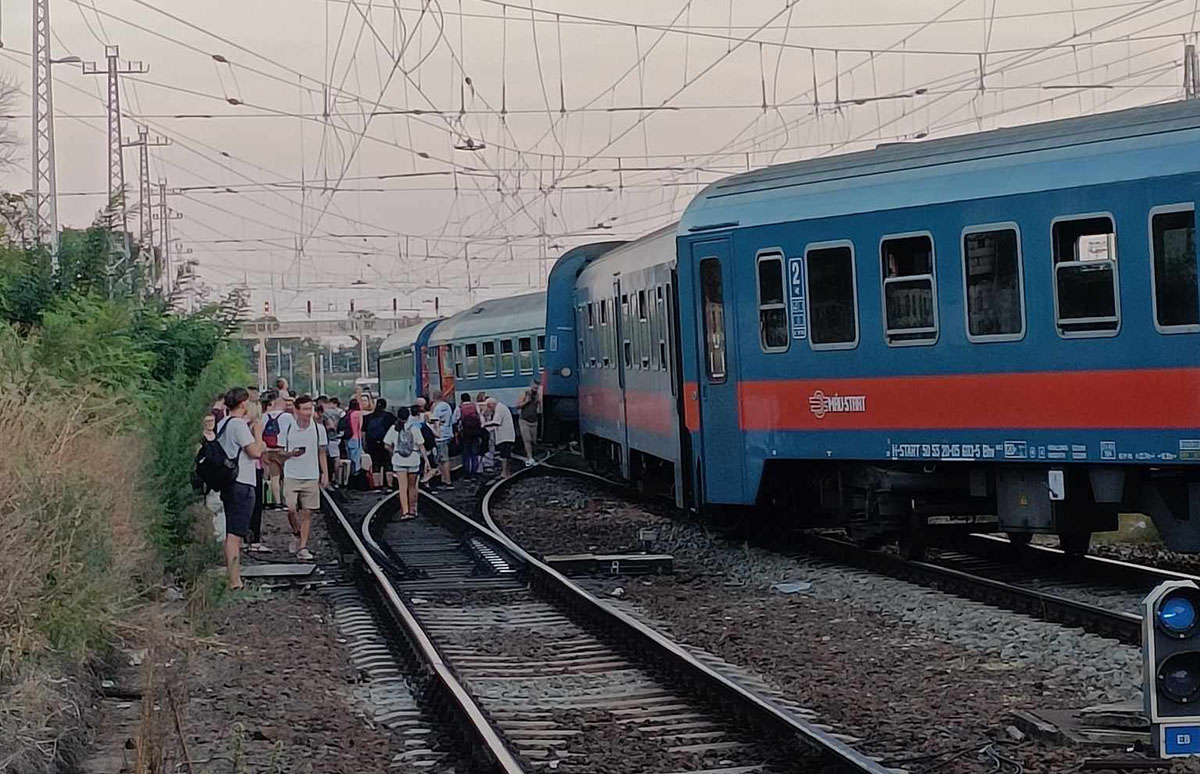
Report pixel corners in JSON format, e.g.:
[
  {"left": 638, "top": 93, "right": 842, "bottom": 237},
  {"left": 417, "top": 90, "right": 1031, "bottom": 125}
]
[{"left": 0, "top": 0, "right": 1194, "bottom": 319}]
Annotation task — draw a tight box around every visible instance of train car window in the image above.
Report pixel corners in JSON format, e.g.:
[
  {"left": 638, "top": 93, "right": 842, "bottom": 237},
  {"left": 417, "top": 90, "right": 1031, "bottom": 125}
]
[
  {"left": 881, "top": 234, "right": 937, "bottom": 344},
  {"left": 1052, "top": 214, "right": 1119, "bottom": 336},
  {"left": 700, "top": 258, "right": 727, "bottom": 380},
  {"left": 518, "top": 337, "right": 534, "bottom": 374},
  {"left": 482, "top": 340, "right": 497, "bottom": 377},
  {"left": 453, "top": 345, "right": 465, "bottom": 379},
  {"left": 587, "top": 302, "right": 595, "bottom": 329},
  {"left": 536, "top": 335, "right": 546, "bottom": 371},
  {"left": 642, "top": 290, "right": 652, "bottom": 370},
  {"left": 662, "top": 283, "right": 671, "bottom": 377},
  {"left": 963, "top": 226, "right": 1025, "bottom": 341},
  {"left": 465, "top": 343, "right": 479, "bottom": 378},
  {"left": 756, "top": 252, "right": 789, "bottom": 352},
  {"left": 657, "top": 286, "right": 667, "bottom": 371},
  {"left": 621, "top": 294, "right": 632, "bottom": 369},
  {"left": 1150, "top": 206, "right": 1199, "bottom": 331},
  {"left": 576, "top": 306, "right": 586, "bottom": 369},
  {"left": 599, "top": 300, "right": 612, "bottom": 368},
  {"left": 500, "top": 339, "right": 516, "bottom": 375},
  {"left": 650, "top": 285, "right": 661, "bottom": 370},
  {"left": 804, "top": 243, "right": 858, "bottom": 349}
]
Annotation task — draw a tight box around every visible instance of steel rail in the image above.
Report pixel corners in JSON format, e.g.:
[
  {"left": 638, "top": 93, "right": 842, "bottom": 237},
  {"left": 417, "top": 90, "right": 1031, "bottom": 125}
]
[
  {"left": 320, "top": 489, "right": 527, "bottom": 774},
  {"left": 464, "top": 465, "right": 895, "bottom": 774},
  {"left": 528, "top": 461, "right": 1147, "bottom": 645}
]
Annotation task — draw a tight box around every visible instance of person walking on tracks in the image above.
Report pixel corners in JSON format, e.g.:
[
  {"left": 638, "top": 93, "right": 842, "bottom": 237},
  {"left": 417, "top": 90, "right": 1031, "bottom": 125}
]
[
  {"left": 456, "top": 392, "right": 483, "bottom": 478},
  {"left": 485, "top": 397, "right": 516, "bottom": 479},
  {"left": 345, "top": 398, "right": 365, "bottom": 473},
  {"left": 281, "top": 395, "right": 328, "bottom": 561},
  {"left": 261, "top": 390, "right": 290, "bottom": 510},
  {"left": 516, "top": 382, "right": 540, "bottom": 467},
  {"left": 430, "top": 390, "right": 455, "bottom": 490},
  {"left": 364, "top": 398, "right": 396, "bottom": 490},
  {"left": 385, "top": 406, "right": 423, "bottom": 520},
  {"left": 203, "top": 387, "right": 266, "bottom": 590}
]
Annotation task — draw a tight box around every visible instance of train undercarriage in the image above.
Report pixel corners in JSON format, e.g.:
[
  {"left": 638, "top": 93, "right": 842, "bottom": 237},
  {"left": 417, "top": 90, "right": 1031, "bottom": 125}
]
[{"left": 756, "top": 460, "right": 1200, "bottom": 558}]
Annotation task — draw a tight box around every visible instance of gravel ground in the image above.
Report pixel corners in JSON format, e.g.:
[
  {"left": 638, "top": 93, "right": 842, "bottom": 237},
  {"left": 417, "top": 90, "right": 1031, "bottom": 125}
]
[
  {"left": 491, "top": 474, "right": 1157, "bottom": 774},
  {"left": 1090, "top": 542, "right": 1200, "bottom": 576},
  {"left": 177, "top": 497, "right": 454, "bottom": 773}
]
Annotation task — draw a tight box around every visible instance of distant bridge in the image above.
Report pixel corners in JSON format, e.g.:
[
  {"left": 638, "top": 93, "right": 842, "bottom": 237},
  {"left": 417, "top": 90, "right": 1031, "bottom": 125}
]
[
  {"left": 237, "top": 313, "right": 426, "bottom": 386},
  {"left": 236, "top": 313, "right": 424, "bottom": 342}
]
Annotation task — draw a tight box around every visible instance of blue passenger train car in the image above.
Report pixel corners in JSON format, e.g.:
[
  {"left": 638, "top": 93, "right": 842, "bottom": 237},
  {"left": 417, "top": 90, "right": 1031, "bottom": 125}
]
[
  {"left": 575, "top": 225, "right": 684, "bottom": 505},
  {"left": 675, "top": 99, "right": 1200, "bottom": 553},
  {"left": 434, "top": 292, "right": 548, "bottom": 410},
  {"left": 542, "top": 241, "right": 626, "bottom": 440},
  {"left": 378, "top": 319, "right": 439, "bottom": 408}
]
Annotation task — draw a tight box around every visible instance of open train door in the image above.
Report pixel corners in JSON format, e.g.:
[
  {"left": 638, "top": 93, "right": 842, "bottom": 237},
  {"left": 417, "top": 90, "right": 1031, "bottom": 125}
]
[{"left": 691, "top": 239, "right": 746, "bottom": 506}]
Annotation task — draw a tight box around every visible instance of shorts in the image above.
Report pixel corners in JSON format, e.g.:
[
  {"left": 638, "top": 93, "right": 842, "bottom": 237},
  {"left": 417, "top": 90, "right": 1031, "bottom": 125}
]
[
  {"left": 284, "top": 478, "right": 321, "bottom": 511},
  {"left": 263, "top": 449, "right": 284, "bottom": 478},
  {"left": 368, "top": 442, "right": 391, "bottom": 473},
  {"left": 436, "top": 439, "right": 450, "bottom": 462},
  {"left": 220, "top": 482, "right": 255, "bottom": 539},
  {"left": 327, "top": 442, "right": 341, "bottom": 460},
  {"left": 497, "top": 441, "right": 514, "bottom": 460}
]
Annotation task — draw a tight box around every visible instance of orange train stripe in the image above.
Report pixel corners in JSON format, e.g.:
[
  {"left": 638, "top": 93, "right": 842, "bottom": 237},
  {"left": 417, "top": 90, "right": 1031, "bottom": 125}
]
[{"left": 736, "top": 368, "right": 1200, "bottom": 431}]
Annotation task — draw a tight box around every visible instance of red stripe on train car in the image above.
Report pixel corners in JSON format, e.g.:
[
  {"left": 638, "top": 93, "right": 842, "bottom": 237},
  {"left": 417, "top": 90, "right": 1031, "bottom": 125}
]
[
  {"left": 683, "top": 381, "right": 700, "bottom": 433},
  {"left": 624, "top": 389, "right": 676, "bottom": 436},
  {"left": 580, "top": 385, "right": 677, "bottom": 436},
  {"left": 737, "top": 368, "right": 1200, "bottom": 431}
]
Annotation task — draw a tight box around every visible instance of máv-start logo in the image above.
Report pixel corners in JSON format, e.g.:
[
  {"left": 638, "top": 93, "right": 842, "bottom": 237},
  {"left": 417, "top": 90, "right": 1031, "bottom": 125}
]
[{"left": 808, "top": 390, "right": 867, "bottom": 419}]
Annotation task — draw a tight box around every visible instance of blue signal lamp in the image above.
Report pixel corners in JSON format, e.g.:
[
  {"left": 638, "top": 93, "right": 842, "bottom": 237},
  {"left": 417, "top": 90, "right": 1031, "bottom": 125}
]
[{"left": 1143, "top": 580, "right": 1200, "bottom": 758}]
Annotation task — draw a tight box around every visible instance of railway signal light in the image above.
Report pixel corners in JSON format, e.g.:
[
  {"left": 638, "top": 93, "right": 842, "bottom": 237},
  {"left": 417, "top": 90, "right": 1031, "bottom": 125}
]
[{"left": 1143, "top": 580, "right": 1200, "bottom": 757}]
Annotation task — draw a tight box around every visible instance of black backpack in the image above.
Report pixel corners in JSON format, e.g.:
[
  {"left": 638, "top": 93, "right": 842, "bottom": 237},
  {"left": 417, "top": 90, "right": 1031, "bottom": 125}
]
[
  {"left": 337, "top": 411, "right": 352, "bottom": 437},
  {"left": 195, "top": 419, "right": 239, "bottom": 492},
  {"left": 419, "top": 422, "right": 436, "bottom": 451}
]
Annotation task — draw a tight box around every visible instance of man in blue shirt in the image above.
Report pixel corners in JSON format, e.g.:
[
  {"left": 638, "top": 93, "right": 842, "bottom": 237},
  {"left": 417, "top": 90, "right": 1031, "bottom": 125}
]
[{"left": 429, "top": 390, "right": 455, "bottom": 490}]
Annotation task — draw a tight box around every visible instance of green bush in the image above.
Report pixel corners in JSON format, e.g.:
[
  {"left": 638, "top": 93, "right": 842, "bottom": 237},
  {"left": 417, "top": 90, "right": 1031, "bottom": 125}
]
[{"left": 153, "top": 343, "right": 251, "bottom": 566}]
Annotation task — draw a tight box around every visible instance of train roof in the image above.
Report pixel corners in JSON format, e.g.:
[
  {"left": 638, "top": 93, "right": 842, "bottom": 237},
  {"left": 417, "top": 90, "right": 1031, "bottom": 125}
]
[
  {"left": 680, "top": 100, "right": 1200, "bottom": 233},
  {"left": 427, "top": 291, "right": 547, "bottom": 345},
  {"left": 577, "top": 223, "right": 677, "bottom": 286},
  {"left": 379, "top": 319, "right": 439, "bottom": 355}
]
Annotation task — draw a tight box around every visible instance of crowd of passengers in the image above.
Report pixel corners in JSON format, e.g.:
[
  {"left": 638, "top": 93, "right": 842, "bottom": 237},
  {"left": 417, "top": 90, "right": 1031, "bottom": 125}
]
[{"left": 198, "top": 377, "right": 543, "bottom": 591}]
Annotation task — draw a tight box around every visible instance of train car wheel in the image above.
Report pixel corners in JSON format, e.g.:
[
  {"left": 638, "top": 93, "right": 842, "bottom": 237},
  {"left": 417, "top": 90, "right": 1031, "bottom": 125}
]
[{"left": 1058, "top": 531, "right": 1091, "bottom": 556}]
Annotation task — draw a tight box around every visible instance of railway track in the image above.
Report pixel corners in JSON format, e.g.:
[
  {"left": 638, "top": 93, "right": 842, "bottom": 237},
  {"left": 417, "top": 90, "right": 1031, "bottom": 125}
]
[
  {"left": 530, "top": 460, "right": 1200, "bottom": 648},
  {"left": 324, "top": 482, "right": 895, "bottom": 773}
]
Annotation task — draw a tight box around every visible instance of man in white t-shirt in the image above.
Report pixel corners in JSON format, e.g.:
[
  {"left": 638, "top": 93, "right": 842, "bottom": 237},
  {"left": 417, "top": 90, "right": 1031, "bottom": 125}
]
[
  {"left": 216, "top": 387, "right": 266, "bottom": 590},
  {"left": 281, "top": 395, "right": 328, "bottom": 561},
  {"left": 484, "top": 398, "right": 516, "bottom": 479}
]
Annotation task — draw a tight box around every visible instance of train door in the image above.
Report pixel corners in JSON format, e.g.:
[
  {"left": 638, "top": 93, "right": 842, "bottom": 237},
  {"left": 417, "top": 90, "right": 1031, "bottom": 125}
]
[
  {"left": 692, "top": 240, "right": 746, "bottom": 504},
  {"left": 613, "top": 277, "right": 631, "bottom": 478},
  {"left": 424, "top": 346, "right": 439, "bottom": 399}
]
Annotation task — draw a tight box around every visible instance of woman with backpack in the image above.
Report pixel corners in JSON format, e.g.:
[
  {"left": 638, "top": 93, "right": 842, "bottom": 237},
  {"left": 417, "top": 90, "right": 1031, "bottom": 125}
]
[
  {"left": 456, "top": 391, "right": 483, "bottom": 478},
  {"left": 384, "top": 407, "right": 423, "bottom": 520}
]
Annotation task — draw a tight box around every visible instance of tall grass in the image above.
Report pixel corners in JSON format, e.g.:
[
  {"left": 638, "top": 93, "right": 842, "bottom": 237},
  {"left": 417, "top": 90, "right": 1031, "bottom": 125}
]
[
  {"left": 0, "top": 322, "right": 247, "bottom": 773},
  {"left": 0, "top": 329, "right": 152, "bottom": 669}
]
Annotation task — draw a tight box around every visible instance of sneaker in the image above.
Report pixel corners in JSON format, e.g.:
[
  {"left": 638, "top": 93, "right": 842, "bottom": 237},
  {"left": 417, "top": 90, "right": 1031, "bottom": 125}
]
[
  {"left": 442, "top": 483, "right": 454, "bottom": 490},
  {"left": 249, "top": 543, "right": 272, "bottom": 554},
  {"left": 525, "top": 459, "right": 534, "bottom": 467},
  {"left": 288, "top": 537, "right": 299, "bottom": 554},
  {"left": 296, "top": 548, "right": 314, "bottom": 561}
]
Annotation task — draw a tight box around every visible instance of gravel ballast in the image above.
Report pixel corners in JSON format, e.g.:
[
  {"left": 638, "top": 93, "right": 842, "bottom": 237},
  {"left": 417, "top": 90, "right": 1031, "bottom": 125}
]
[{"left": 490, "top": 474, "right": 1147, "bottom": 774}]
